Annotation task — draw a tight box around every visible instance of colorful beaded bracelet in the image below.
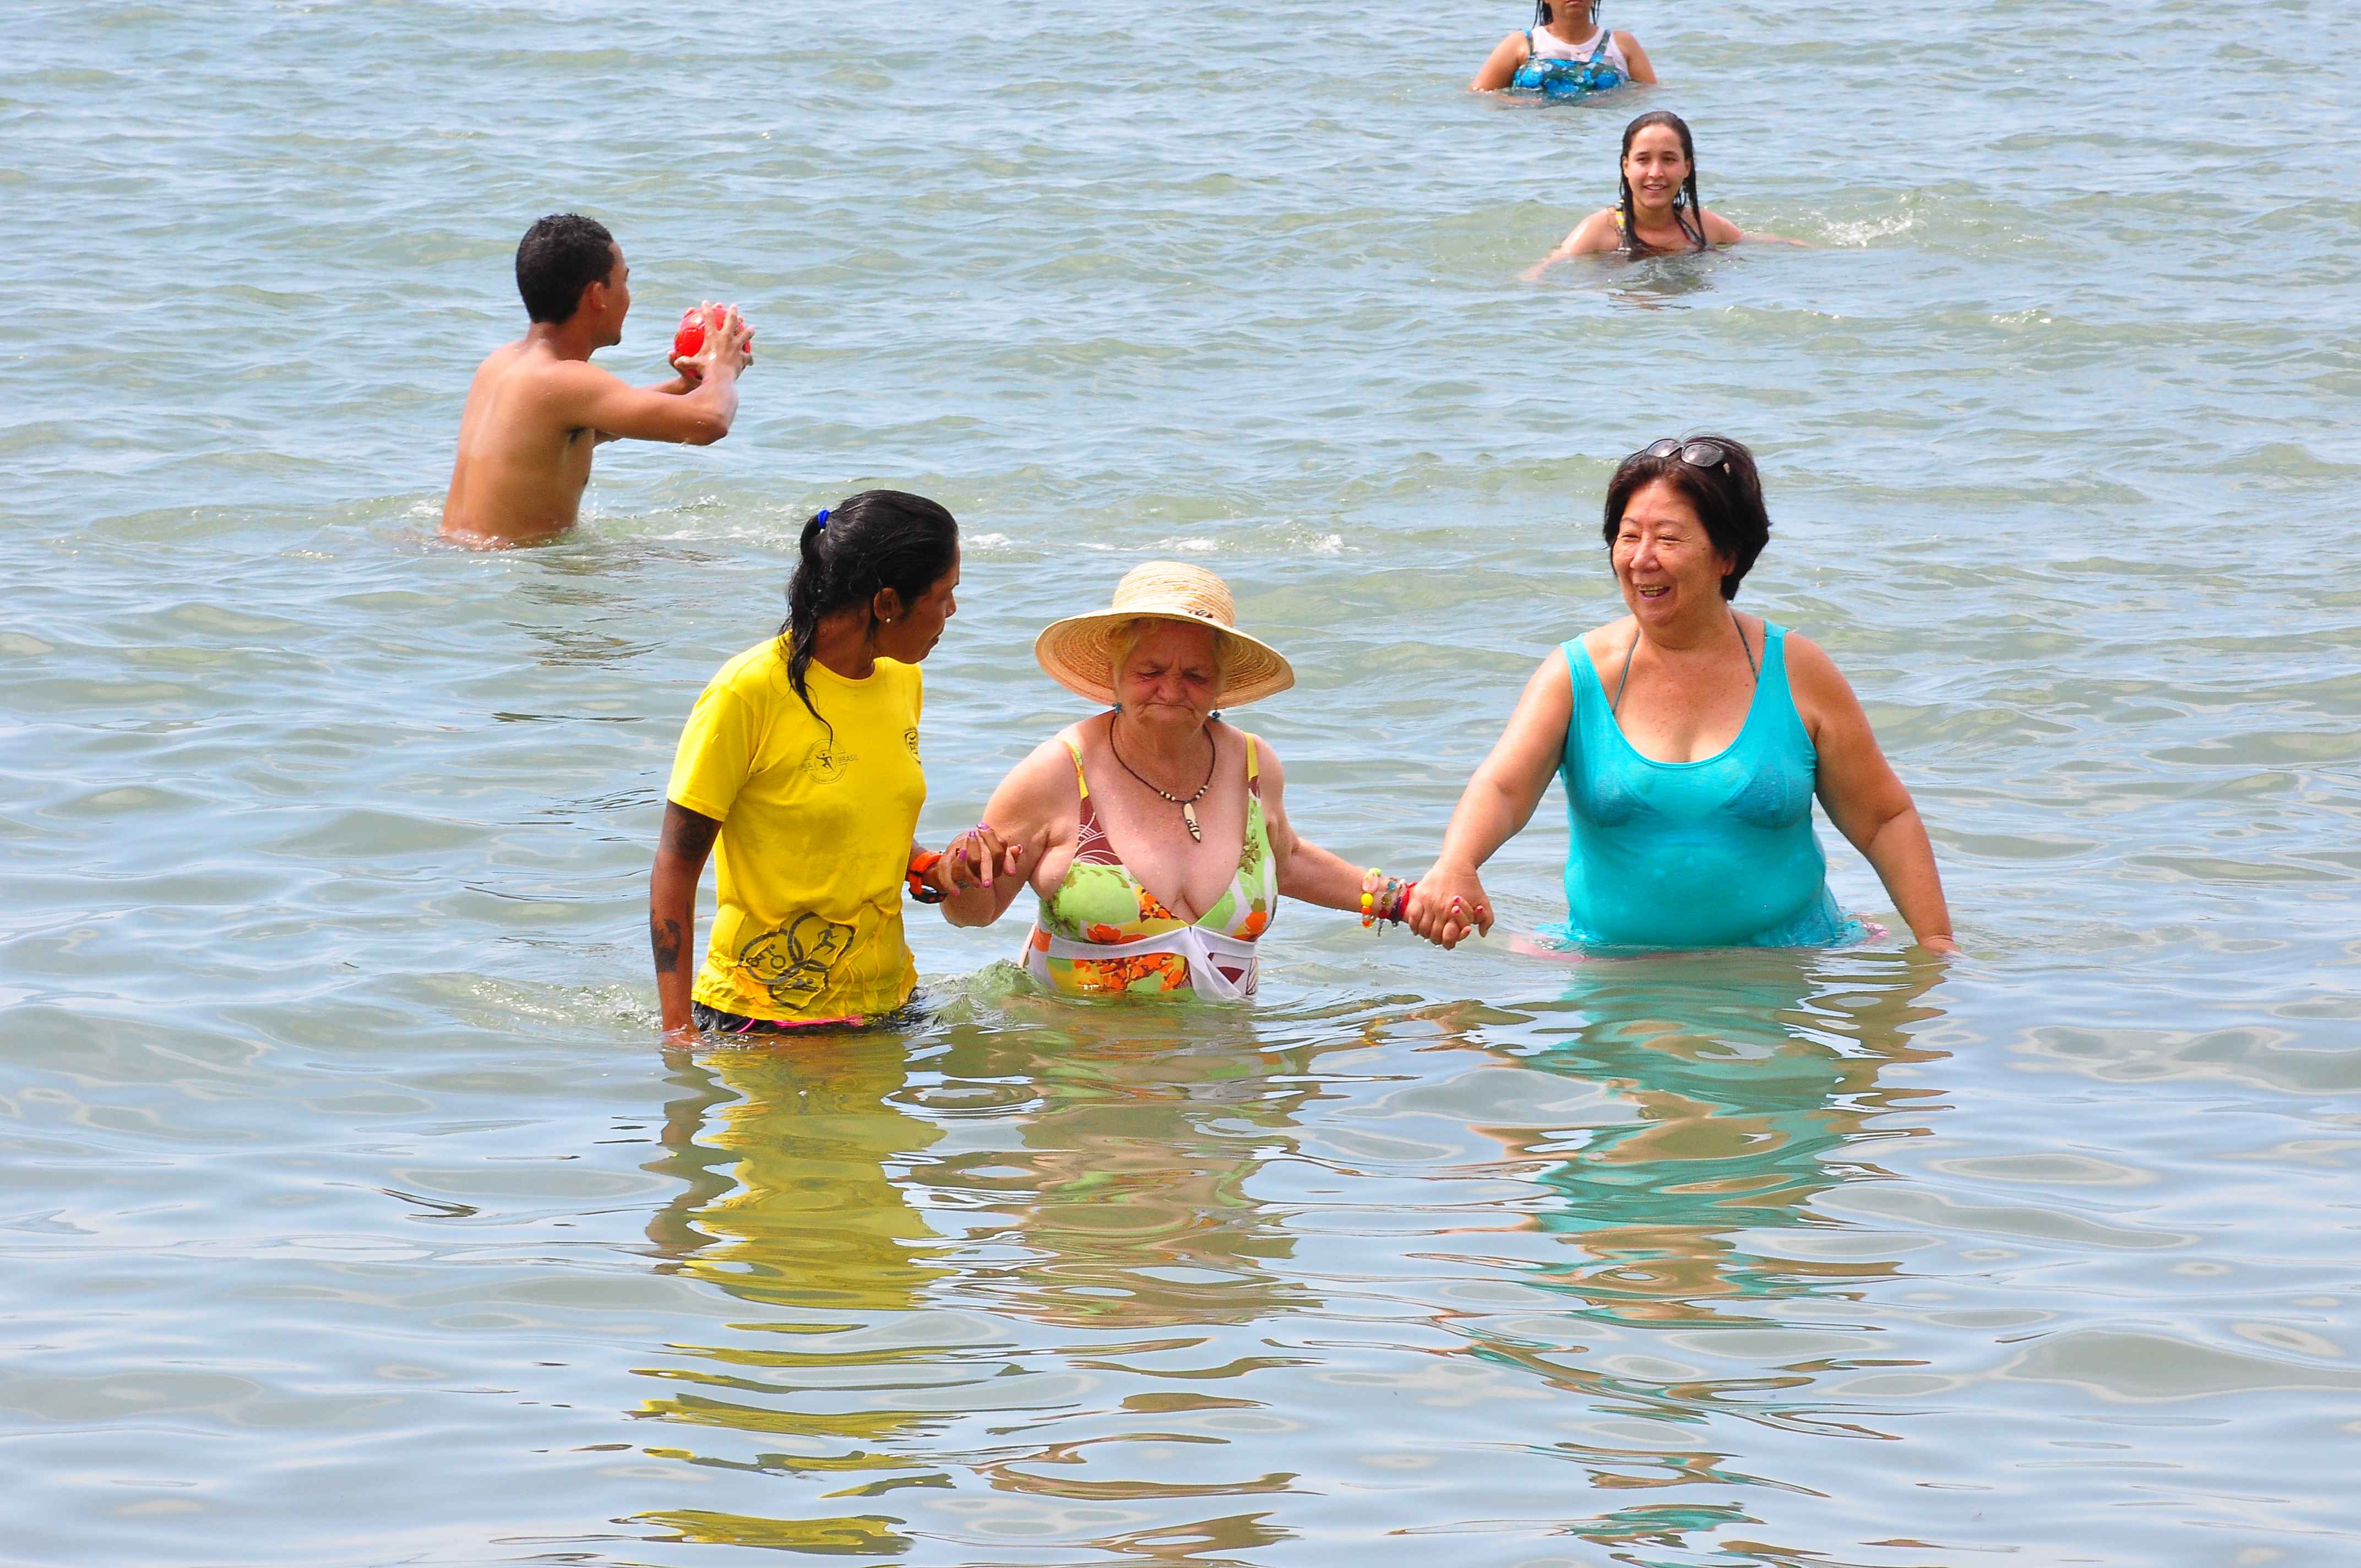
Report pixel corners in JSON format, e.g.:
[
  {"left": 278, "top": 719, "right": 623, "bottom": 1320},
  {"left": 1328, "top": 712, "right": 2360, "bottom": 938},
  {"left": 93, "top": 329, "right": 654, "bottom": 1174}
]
[{"left": 1359, "top": 868, "right": 1415, "bottom": 928}]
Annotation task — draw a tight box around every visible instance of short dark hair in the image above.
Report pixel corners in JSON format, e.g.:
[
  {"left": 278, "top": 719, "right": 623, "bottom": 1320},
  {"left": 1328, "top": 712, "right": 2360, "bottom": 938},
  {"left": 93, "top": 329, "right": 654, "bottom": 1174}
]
[
  {"left": 515, "top": 214, "right": 616, "bottom": 324},
  {"left": 1601, "top": 435, "right": 1770, "bottom": 600}
]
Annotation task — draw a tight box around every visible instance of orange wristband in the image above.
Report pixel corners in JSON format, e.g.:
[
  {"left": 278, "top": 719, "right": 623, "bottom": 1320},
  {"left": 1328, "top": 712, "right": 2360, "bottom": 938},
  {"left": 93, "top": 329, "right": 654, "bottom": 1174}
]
[{"left": 906, "top": 850, "right": 946, "bottom": 903}]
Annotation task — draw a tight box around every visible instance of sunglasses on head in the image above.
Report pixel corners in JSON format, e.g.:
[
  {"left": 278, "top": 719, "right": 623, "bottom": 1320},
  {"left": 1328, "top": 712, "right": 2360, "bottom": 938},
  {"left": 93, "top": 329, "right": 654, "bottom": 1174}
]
[{"left": 1633, "top": 437, "right": 1731, "bottom": 470}]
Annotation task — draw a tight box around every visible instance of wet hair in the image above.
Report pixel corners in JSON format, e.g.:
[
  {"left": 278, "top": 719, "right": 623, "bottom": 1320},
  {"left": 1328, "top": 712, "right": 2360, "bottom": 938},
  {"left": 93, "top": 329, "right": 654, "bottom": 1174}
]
[
  {"left": 1615, "top": 111, "right": 1706, "bottom": 255},
  {"left": 1600, "top": 435, "right": 1768, "bottom": 600},
  {"left": 778, "top": 490, "right": 960, "bottom": 730},
  {"left": 515, "top": 213, "right": 617, "bottom": 324}
]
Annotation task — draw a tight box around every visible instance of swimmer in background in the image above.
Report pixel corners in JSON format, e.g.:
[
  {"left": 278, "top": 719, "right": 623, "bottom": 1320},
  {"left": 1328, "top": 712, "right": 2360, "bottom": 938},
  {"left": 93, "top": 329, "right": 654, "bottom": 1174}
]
[
  {"left": 1471, "top": 2, "right": 1656, "bottom": 96},
  {"left": 1524, "top": 111, "right": 1800, "bottom": 278},
  {"left": 441, "top": 213, "right": 752, "bottom": 547}
]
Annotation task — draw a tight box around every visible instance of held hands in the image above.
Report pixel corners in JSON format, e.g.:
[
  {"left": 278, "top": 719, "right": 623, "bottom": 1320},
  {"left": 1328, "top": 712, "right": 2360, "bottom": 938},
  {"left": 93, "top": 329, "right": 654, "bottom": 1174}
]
[
  {"left": 670, "top": 302, "right": 755, "bottom": 382},
  {"left": 928, "top": 823, "right": 1021, "bottom": 898},
  {"left": 1406, "top": 862, "right": 1494, "bottom": 950}
]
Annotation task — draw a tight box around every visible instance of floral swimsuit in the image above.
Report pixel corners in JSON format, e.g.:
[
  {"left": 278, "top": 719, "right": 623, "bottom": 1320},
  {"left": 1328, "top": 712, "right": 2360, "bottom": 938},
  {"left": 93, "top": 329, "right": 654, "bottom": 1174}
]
[{"left": 1023, "top": 736, "right": 1277, "bottom": 998}]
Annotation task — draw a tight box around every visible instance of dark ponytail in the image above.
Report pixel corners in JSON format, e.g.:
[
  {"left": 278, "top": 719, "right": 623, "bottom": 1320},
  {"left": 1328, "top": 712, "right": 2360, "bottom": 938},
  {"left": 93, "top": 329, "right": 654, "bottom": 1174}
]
[
  {"left": 779, "top": 489, "right": 960, "bottom": 731},
  {"left": 1615, "top": 110, "right": 1708, "bottom": 256}
]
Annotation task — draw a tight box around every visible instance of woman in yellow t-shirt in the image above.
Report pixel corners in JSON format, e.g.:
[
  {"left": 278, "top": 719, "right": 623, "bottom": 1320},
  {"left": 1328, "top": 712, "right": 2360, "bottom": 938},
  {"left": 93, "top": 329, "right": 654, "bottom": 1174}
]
[{"left": 649, "top": 489, "right": 1010, "bottom": 1039}]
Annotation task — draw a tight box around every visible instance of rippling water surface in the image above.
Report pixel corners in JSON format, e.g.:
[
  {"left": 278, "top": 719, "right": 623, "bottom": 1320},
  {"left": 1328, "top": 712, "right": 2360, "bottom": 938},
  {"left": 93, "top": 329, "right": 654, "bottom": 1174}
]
[{"left": 7, "top": 2, "right": 2361, "bottom": 1563}]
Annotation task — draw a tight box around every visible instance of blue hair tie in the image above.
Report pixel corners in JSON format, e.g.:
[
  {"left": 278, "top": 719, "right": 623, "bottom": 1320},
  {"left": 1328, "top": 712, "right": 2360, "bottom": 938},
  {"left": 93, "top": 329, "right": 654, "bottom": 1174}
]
[{"left": 815, "top": 508, "right": 831, "bottom": 529}]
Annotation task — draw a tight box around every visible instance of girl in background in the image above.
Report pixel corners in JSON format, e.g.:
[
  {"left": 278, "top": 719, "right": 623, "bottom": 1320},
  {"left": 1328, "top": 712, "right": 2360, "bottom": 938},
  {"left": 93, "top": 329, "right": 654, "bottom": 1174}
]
[
  {"left": 1472, "top": 2, "right": 1656, "bottom": 97},
  {"left": 1526, "top": 111, "right": 1799, "bottom": 277}
]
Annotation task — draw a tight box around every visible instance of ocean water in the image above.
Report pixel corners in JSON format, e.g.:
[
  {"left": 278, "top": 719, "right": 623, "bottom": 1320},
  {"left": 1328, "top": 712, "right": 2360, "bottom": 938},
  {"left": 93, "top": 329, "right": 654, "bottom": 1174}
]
[{"left": 6, "top": 1, "right": 2361, "bottom": 1563}]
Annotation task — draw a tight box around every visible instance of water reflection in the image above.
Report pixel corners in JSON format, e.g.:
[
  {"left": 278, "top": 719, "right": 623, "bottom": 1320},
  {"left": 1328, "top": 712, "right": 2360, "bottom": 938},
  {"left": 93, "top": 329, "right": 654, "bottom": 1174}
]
[
  {"left": 1494, "top": 949, "right": 1950, "bottom": 1323},
  {"left": 1601, "top": 252, "right": 1728, "bottom": 311},
  {"left": 645, "top": 1039, "right": 946, "bottom": 1312},
  {"left": 920, "top": 1003, "right": 1321, "bottom": 1330},
  {"left": 1447, "top": 949, "right": 1953, "bottom": 1555},
  {"left": 632, "top": 1041, "right": 952, "bottom": 1552},
  {"left": 628, "top": 1010, "right": 1325, "bottom": 1556},
  {"left": 619, "top": 958, "right": 1959, "bottom": 1561}
]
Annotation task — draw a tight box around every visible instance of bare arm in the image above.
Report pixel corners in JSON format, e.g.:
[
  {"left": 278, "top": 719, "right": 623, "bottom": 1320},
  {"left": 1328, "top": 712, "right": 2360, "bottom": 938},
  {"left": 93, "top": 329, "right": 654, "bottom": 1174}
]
[
  {"left": 594, "top": 373, "right": 701, "bottom": 445},
  {"left": 562, "top": 308, "right": 752, "bottom": 447},
  {"left": 1408, "top": 651, "right": 1575, "bottom": 949},
  {"left": 1617, "top": 32, "right": 1658, "bottom": 84},
  {"left": 1524, "top": 210, "right": 1621, "bottom": 279},
  {"left": 562, "top": 361, "right": 738, "bottom": 447},
  {"left": 1254, "top": 738, "right": 1367, "bottom": 913},
  {"left": 938, "top": 738, "right": 1078, "bottom": 929},
  {"left": 1470, "top": 31, "right": 1531, "bottom": 91},
  {"left": 650, "top": 802, "right": 722, "bottom": 1041},
  {"left": 1787, "top": 635, "right": 1956, "bottom": 952}
]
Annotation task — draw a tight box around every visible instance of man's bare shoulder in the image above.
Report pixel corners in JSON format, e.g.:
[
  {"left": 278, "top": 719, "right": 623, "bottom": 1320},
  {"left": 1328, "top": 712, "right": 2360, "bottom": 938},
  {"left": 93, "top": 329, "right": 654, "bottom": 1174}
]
[
  {"left": 460, "top": 343, "right": 637, "bottom": 443},
  {"left": 461, "top": 337, "right": 532, "bottom": 394},
  {"left": 475, "top": 340, "right": 622, "bottom": 395}
]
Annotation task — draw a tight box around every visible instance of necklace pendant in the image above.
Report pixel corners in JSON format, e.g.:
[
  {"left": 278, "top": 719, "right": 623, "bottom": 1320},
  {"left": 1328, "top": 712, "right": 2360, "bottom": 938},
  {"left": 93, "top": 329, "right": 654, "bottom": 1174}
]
[{"left": 1182, "top": 802, "right": 1202, "bottom": 842}]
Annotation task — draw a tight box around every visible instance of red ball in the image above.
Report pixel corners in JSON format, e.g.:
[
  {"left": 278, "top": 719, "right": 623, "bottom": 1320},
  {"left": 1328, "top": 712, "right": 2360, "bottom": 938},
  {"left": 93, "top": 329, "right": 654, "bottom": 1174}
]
[{"left": 672, "top": 306, "right": 708, "bottom": 361}]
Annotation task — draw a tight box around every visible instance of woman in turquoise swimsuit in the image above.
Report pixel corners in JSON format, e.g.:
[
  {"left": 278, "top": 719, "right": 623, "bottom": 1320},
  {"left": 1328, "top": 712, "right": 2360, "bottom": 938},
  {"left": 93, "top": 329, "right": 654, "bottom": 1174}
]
[
  {"left": 1410, "top": 437, "right": 1957, "bottom": 954},
  {"left": 936, "top": 563, "right": 1404, "bottom": 998}
]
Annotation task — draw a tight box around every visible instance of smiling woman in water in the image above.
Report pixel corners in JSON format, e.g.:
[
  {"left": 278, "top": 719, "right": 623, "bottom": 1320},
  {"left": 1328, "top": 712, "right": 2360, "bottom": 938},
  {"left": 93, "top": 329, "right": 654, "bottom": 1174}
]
[
  {"left": 1525, "top": 111, "right": 1799, "bottom": 278},
  {"left": 1408, "top": 436, "right": 1955, "bottom": 956}
]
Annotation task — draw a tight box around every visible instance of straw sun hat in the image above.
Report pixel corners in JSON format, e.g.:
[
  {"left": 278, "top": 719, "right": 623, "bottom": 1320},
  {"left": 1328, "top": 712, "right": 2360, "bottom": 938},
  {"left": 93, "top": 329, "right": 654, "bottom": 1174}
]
[{"left": 1033, "top": 562, "right": 1296, "bottom": 709}]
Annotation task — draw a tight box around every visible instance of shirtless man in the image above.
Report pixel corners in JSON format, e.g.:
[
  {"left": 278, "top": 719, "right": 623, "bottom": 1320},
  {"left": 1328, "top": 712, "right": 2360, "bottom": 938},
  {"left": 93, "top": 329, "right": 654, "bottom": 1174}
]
[{"left": 441, "top": 213, "right": 753, "bottom": 546}]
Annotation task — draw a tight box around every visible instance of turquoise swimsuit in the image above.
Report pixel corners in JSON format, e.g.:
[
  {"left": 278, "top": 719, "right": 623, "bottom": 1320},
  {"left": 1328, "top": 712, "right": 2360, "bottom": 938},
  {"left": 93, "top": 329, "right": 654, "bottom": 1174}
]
[{"left": 1557, "top": 621, "right": 1858, "bottom": 949}]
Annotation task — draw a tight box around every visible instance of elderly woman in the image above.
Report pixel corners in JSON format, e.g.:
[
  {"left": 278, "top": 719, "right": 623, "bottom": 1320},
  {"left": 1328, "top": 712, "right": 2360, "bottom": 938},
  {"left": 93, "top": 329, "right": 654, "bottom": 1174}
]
[
  {"left": 1411, "top": 437, "right": 1957, "bottom": 954},
  {"left": 935, "top": 563, "right": 1402, "bottom": 997}
]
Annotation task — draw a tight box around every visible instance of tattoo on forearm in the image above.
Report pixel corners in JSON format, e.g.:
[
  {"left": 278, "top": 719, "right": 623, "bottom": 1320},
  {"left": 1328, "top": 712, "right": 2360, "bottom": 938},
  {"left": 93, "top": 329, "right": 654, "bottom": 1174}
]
[
  {"left": 661, "top": 803, "right": 722, "bottom": 861},
  {"left": 651, "top": 916, "right": 686, "bottom": 974}
]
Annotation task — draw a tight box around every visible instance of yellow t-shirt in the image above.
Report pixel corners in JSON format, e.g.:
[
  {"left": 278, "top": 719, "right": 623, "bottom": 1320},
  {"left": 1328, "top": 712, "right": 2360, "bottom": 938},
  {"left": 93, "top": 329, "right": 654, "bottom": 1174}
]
[{"left": 666, "top": 639, "right": 926, "bottom": 1023}]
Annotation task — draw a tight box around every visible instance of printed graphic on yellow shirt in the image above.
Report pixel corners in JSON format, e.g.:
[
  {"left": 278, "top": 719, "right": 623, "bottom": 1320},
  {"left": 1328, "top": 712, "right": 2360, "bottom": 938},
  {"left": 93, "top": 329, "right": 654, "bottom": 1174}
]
[
  {"left": 802, "top": 738, "right": 856, "bottom": 783},
  {"left": 735, "top": 912, "right": 856, "bottom": 1010}
]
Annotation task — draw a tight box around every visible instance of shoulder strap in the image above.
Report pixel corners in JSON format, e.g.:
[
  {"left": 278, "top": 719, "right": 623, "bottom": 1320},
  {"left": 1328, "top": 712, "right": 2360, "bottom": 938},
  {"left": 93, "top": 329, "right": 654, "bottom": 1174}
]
[
  {"left": 1063, "top": 738, "right": 1089, "bottom": 799},
  {"left": 1244, "top": 735, "right": 1261, "bottom": 792},
  {"left": 1732, "top": 610, "right": 1759, "bottom": 682}
]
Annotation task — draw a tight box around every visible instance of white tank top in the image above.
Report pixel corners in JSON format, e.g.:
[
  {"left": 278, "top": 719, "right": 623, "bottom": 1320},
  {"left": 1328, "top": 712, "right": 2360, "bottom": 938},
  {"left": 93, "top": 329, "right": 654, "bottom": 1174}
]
[{"left": 1528, "top": 25, "right": 1630, "bottom": 78}]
